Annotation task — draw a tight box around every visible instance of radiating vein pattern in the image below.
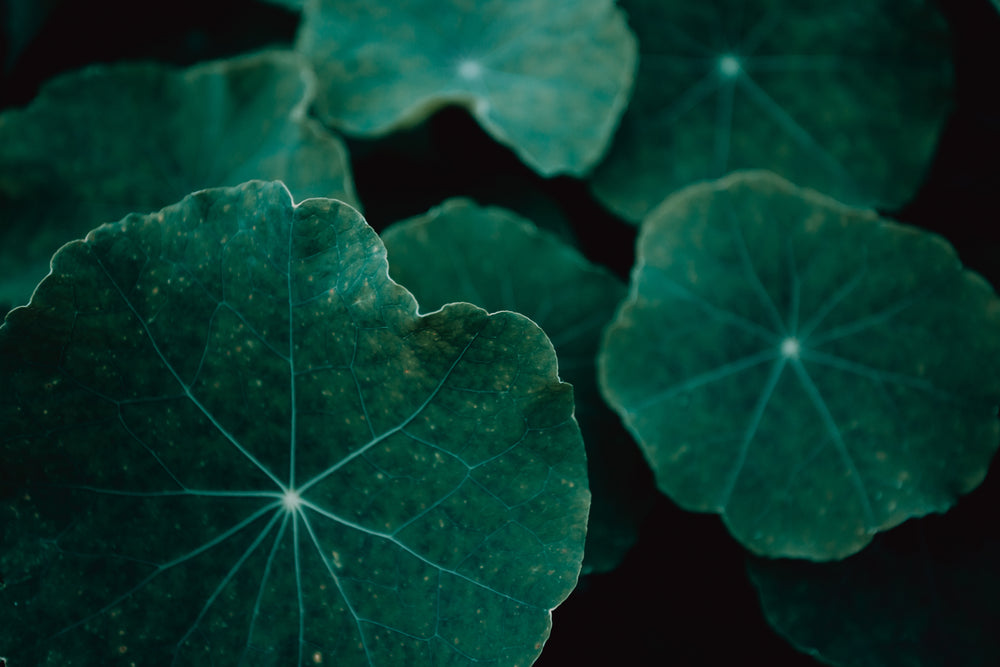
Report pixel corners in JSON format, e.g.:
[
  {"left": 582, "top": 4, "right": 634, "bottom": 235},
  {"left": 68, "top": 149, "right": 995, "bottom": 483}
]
[
  {"left": 599, "top": 171, "right": 1000, "bottom": 559},
  {"left": 589, "top": 0, "right": 954, "bottom": 221},
  {"left": 297, "top": 0, "right": 637, "bottom": 176},
  {"left": 0, "top": 181, "right": 588, "bottom": 665}
]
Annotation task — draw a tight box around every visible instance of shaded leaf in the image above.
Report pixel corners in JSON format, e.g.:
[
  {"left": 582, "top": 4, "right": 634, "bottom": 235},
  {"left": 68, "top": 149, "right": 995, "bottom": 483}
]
[
  {"left": 0, "top": 180, "right": 588, "bottom": 665},
  {"left": 598, "top": 170, "right": 1000, "bottom": 559},
  {"left": 748, "top": 529, "right": 1000, "bottom": 666},
  {"left": 589, "top": 0, "right": 953, "bottom": 222},
  {"left": 2, "top": 0, "right": 63, "bottom": 74},
  {"left": 261, "top": 0, "right": 305, "bottom": 9},
  {"left": 381, "top": 198, "right": 653, "bottom": 573},
  {"left": 0, "top": 49, "right": 358, "bottom": 312},
  {"left": 296, "top": 0, "right": 637, "bottom": 176}
]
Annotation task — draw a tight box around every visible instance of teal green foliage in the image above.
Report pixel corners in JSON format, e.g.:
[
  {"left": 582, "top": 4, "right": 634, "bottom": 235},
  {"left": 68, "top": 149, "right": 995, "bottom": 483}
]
[
  {"left": 297, "top": 0, "right": 637, "bottom": 176},
  {"left": 587, "top": 0, "right": 954, "bottom": 222},
  {"left": 2, "top": 1, "right": 999, "bottom": 665},
  {"left": 381, "top": 199, "right": 654, "bottom": 574},
  {"left": 1, "top": 181, "right": 588, "bottom": 665},
  {"left": 599, "top": 171, "right": 1000, "bottom": 561},
  {"left": 0, "top": 50, "right": 357, "bottom": 310}
]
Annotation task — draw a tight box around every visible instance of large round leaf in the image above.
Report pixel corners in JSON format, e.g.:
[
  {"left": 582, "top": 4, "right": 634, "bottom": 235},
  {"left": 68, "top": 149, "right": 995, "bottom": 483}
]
[
  {"left": 588, "top": 0, "right": 953, "bottom": 222},
  {"left": 0, "top": 49, "right": 358, "bottom": 313},
  {"left": 295, "top": 0, "right": 637, "bottom": 177},
  {"left": 0, "top": 181, "right": 589, "bottom": 664},
  {"left": 598, "top": 170, "right": 1000, "bottom": 559},
  {"left": 381, "top": 198, "right": 653, "bottom": 573}
]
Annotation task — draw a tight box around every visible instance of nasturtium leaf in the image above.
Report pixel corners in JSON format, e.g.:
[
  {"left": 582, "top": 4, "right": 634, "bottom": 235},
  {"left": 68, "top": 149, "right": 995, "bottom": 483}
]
[
  {"left": 262, "top": 0, "right": 305, "bottom": 9},
  {"left": 747, "top": 533, "right": 1000, "bottom": 666},
  {"left": 598, "top": 170, "right": 1000, "bottom": 560},
  {"left": 588, "top": 0, "right": 953, "bottom": 223},
  {"left": 2, "top": 0, "right": 61, "bottom": 73},
  {"left": 0, "top": 49, "right": 358, "bottom": 313},
  {"left": 295, "top": 0, "right": 637, "bottom": 177},
  {"left": 381, "top": 198, "right": 653, "bottom": 573},
  {"left": 0, "top": 181, "right": 589, "bottom": 665}
]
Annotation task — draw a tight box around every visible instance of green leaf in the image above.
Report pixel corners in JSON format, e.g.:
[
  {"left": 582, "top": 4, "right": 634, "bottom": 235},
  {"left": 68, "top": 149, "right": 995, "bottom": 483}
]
[
  {"left": 261, "top": 0, "right": 305, "bottom": 9},
  {"left": 598, "top": 170, "right": 1000, "bottom": 560},
  {"left": 0, "top": 181, "right": 588, "bottom": 665},
  {"left": 747, "top": 531, "right": 1000, "bottom": 665},
  {"left": 0, "top": 50, "right": 358, "bottom": 313},
  {"left": 2, "top": 0, "right": 62, "bottom": 73},
  {"left": 296, "top": 0, "right": 637, "bottom": 177},
  {"left": 588, "top": 0, "right": 953, "bottom": 222},
  {"left": 381, "top": 198, "right": 653, "bottom": 573}
]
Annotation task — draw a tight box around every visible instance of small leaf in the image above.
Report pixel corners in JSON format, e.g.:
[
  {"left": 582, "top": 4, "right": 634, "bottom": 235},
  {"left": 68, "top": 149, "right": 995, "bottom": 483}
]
[
  {"left": 296, "top": 0, "right": 638, "bottom": 176},
  {"left": 0, "top": 181, "right": 588, "bottom": 665},
  {"left": 381, "top": 198, "right": 653, "bottom": 573},
  {"left": 598, "top": 170, "right": 1000, "bottom": 559}
]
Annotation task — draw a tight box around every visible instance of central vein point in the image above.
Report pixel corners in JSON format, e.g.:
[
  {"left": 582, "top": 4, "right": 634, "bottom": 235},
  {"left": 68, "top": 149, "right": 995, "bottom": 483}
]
[
  {"left": 780, "top": 336, "right": 801, "bottom": 359},
  {"left": 458, "top": 59, "right": 482, "bottom": 80},
  {"left": 282, "top": 488, "right": 302, "bottom": 512},
  {"left": 718, "top": 53, "right": 741, "bottom": 78}
]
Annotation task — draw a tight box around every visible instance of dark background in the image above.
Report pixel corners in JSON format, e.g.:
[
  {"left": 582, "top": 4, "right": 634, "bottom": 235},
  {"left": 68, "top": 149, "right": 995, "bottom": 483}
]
[{"left": 3, "top": 0, "right": 999, "bottom": 664}]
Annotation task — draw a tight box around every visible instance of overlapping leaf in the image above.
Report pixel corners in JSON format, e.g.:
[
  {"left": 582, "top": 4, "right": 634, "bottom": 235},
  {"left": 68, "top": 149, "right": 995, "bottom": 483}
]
[
  {"left": 588, "top": 0, "right": 953, "bottom": 222},
  {"left": 0, "top": 49, "right": 357, "bottom": 312},
  {"left": 262, "top": 0, "right": 305, "bottom": 9},
  {"left": 296, "top": 0, "right": 637, "bottom": 177},
  {"left": 2, "top": 0, "right": 62, "bottom": 73},
  {"left": 381, "top": 198, "right": 652, "bottom": 573},
  {"left": 0, "top": 181, "right": 588, "bottom": 665},
  {"left": 748, "top": 530, "right": 1000, "bottom": 665},
  {"left": 598, "top": 170, "right": 1000, "bottom": 559}
]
